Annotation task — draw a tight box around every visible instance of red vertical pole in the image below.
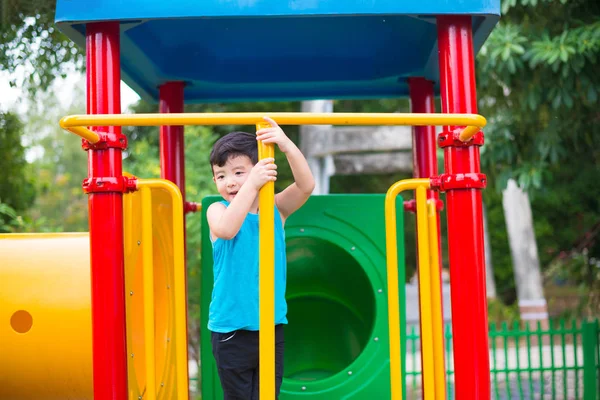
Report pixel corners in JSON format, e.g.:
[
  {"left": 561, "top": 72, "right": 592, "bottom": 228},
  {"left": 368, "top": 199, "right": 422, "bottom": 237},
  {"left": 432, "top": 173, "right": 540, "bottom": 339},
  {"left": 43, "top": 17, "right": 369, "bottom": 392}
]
[
  {"left": 409, "top": 77, "right": 442, "bottom": 241},
  {"left": 158, "top": 82, "right": 191, "bottom": 393},
  {"left": 159, "top": 82, "right": 186, "bottom": 199},
  {"left": 409, "top": 77, "right": 444, "bottom": 391},
  {"left": 409, "top": 78, "right": 438, "bottom": 194},
  {"left": 86, "top": 22, "right": 128, "bottom": 400},
  {"left": 437, "top": 16, "right": 490, "bottom": 400}
]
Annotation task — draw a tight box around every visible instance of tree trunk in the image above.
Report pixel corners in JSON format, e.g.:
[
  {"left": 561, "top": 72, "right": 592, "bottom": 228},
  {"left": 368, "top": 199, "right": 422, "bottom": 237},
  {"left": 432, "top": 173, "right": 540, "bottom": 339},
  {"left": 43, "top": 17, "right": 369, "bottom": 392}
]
[
  {"left": 483, "top": 204, "right": 498, "bottom": 299},
  {"left": 502, "top": 179, "right": 548, "bottom": 322}
]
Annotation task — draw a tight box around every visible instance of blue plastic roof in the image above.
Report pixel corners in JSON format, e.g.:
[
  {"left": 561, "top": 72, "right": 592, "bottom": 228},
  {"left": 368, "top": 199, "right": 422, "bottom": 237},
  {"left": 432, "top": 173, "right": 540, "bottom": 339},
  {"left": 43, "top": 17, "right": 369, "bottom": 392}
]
[{"left": 55, "top": 1, "right": 500, "bottom": 104}]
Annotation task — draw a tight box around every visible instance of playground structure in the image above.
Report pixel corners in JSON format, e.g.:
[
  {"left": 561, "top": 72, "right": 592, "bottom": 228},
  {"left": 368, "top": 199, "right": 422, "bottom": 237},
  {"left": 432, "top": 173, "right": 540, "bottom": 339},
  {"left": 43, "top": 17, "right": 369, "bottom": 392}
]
[{"left": 0, "top": 1, "right": 501, "bottom": 400}]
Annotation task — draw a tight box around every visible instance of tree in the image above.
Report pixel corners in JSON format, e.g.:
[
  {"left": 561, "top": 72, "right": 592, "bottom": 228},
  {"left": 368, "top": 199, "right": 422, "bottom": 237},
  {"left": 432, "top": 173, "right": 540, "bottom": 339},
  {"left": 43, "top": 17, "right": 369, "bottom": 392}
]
[
  {"left": 478, "top": 0, "right": 599, "bottom": 189},
  {"left": 0, "top": 111, "right": 36, "bottom": 232},
  {"left": 477, "top": 0, "right": 600, "bottom": 314},
  {"left": 19, "top": 79, "right": 88, "bottom": 232},
  {"left": 0, "top": 0, "right": 83, "bottom": 93}
]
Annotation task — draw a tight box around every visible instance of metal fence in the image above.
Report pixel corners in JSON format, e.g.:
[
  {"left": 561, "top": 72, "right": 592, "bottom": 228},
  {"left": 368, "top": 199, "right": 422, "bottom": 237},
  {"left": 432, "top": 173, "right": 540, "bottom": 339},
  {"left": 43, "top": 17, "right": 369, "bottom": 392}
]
[{"left": 406, "top": 319, "right": 600, "bottom": 400}]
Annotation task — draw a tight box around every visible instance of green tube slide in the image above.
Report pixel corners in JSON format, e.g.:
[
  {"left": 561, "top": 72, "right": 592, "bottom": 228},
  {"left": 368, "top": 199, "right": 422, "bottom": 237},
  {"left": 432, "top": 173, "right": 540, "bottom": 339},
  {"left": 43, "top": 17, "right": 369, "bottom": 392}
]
[{"left": 201, "top": 194, "right": 406, "bottom": 399}]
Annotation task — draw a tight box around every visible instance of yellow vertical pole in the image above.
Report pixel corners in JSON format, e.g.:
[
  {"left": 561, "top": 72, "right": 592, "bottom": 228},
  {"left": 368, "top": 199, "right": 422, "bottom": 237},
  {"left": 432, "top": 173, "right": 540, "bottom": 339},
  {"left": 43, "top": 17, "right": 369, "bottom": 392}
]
[
  {"left": 257, "top": 121, "right": 275, "bottom": 400},
  {"left": 140, "top": 186, "right": 157, "bottom": 400},
  {"left": 385, "top": 178, "right": 428, "bottom": 400},
  {"left": 385, "top": 184, "right": 404, "bottom": 400},
  {"left": 427, "top": 200, "right": 447, "bottom": 399},
  {"left": 416, "top": 185, "right": 435, "bottom": 399},
  {"left": 169, "top": 183, "right": 189, "bottom": 400}
]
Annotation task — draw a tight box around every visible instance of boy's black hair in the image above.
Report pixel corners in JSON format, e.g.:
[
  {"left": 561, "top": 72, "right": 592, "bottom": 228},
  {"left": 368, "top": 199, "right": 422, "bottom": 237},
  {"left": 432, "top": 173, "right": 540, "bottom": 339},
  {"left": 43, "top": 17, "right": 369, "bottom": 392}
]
[{"left": 210, "top": 131, "right": 258, "bottom": 169}]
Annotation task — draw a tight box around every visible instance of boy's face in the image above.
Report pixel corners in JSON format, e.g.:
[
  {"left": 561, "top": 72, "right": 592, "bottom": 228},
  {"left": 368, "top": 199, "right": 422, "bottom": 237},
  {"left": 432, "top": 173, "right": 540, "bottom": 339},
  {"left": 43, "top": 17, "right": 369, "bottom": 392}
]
[{"left": 212, "top": 155, "right": 255, "bottom": 203}]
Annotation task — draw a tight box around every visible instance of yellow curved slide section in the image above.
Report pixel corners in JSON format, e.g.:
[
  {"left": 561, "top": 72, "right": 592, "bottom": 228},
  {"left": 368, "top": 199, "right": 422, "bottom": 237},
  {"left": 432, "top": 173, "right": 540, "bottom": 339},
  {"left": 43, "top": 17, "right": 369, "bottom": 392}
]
[
  {"left": 0, "top": 233, "right": 93, "bottom": 399},
  {"left": 0, "top": 181, "right": 187, "bottom": 400}
]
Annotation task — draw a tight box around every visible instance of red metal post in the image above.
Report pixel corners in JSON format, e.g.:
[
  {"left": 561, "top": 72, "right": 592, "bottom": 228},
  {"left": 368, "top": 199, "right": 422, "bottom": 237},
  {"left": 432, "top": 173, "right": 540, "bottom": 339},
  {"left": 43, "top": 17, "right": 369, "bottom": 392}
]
[
  {"left": 409, "top": 77, "right": 443, "bottom": 240},
  {"left": 409, "top": 78, "right": 438, "bottom": 192},
  {"left": 159, "top": 82, "right": 186, "bottom": 198},
  {"left": 437, "top": 16, "right": 490, "bottom": 400},
  {"left": 86, "top": 22, "right": 128, "bottom": 400},
  {"left": 158, "top": 82, "right": 191, "bottom": 394}
]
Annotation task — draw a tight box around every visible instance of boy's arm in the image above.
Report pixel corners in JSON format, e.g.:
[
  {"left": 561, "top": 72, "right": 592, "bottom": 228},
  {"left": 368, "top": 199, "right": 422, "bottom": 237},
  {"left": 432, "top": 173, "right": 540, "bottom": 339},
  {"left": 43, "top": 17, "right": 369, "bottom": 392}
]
[
  {"left": 257, "top": 117, "right": 315, "bottom": 220},
  {"left": 274, "top": 143, "right": 315, "bottom": 220},
  {"left": 207, "top": 158, "right": 277, "bottom": 240},
  {"left": 207, "top": 184, "right": 258, "bottom": 240}
]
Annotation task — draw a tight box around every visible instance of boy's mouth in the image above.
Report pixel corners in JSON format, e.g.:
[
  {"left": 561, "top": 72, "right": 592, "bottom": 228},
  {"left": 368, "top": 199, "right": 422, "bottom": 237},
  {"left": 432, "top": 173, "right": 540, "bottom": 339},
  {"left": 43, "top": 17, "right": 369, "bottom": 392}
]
[{"left": 229, "top": 191, "right": 238, "bottom": 198}]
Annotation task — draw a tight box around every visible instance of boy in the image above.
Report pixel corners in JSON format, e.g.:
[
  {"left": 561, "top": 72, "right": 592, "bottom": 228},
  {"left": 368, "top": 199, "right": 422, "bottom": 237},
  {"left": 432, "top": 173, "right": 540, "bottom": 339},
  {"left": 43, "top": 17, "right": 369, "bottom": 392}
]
[{"left": 207, "top": 116, "right": 315, "bottom": 399}]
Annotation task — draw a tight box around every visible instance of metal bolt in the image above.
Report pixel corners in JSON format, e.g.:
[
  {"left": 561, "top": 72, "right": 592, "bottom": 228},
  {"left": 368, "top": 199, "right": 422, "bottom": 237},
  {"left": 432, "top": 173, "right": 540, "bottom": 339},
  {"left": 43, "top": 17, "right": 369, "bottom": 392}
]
[
  {"left": 161, "top": 383, "right": 164, "bottom": 387},
  {"left": 351, "top": 246, "right": 356, "bottom": 251},
  {"left": 348, "top": 371, "right": 353, "bottom": 376},
  {"left": 300, "top": 228, "right": 305, "bottom": 233},
  {"left": 374, "top": 337, "right": 379, "bottom": 342},
  {"left": 167, "top": 338, "right": 170, "bottom": 342},
  {"left": 167, "top": 285, "right": 170, "bottom": 289},
  {"left": 137, "top": 241, "right": 141, "bottom": 245},
  {"left": 130, "top": 291, "right": 134, "bottom": 296},
  {"left": 131, "top": 353, "right": 134, "bottom": 358},
  {"left": 138, "top": 396, "right": 142, "bottom": 400},
  {"left": 301, "top": 386, "right": 307, "bottom": 391},
  {"left": 378, "top": 289, "right": 383, "bottom": 293}
]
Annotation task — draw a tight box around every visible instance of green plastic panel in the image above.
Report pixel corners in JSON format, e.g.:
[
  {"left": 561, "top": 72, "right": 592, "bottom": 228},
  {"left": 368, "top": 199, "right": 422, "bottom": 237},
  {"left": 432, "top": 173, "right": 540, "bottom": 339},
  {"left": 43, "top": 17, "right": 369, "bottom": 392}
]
[{"left": 200, "top": 194, "right": 406, "bottom": 399}]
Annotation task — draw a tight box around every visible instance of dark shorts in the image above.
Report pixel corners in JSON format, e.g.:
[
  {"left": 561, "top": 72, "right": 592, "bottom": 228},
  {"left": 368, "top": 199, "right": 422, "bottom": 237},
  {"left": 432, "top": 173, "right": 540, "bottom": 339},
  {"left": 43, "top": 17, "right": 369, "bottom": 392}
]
[{"left": 211, "top": 325, "right": 285, "bottom": 400}]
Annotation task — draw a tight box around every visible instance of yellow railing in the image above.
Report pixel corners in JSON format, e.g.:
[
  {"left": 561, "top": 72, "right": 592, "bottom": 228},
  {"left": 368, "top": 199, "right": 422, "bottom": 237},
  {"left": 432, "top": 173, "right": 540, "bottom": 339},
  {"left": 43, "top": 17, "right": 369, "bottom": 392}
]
[
  {"left": 384, "top": 179, "right": 446, "bottom": 400},
  {"left": 137, "top": 179, "right": 188, "bottom": 400},
  {"left": 427, "top": 200, "right": 447, "bottom": 400},
  {"left": 139, "top": 185, "right": 157, "bottom": 400},
  {"left": 59, "top": 112, "right": 486, "bottom": 144}
]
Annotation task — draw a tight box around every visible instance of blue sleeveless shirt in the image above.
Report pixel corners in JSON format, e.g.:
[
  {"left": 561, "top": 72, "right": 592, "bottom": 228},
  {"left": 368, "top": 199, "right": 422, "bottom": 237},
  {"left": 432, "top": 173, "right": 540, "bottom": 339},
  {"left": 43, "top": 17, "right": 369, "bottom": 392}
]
[{"left": 208, "top": 201, "right": 288, "bottom": 333}]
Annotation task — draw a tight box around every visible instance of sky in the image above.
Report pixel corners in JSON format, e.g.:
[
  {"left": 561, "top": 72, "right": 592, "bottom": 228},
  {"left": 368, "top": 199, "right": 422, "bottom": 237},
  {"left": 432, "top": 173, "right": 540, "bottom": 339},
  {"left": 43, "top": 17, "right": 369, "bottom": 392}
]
[
  {"left": 0, "top": 68, "right": 141, "bottom": 115},
  {"left": 0, "top": 65, "right": 141, "bottom": 162}
]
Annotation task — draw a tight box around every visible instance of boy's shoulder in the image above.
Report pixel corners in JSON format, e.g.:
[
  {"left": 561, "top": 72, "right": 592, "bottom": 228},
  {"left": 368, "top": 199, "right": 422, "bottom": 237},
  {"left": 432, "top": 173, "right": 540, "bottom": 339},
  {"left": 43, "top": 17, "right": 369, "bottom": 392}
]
[{"left": 207, "top": 201, "right": 227, "bottom": 212}]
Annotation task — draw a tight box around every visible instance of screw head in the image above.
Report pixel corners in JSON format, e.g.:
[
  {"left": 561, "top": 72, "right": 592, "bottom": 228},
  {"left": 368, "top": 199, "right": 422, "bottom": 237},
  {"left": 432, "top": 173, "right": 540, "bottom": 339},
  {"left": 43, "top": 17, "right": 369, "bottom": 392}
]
[
  {"left": 348, "top": 371, "right": 353, "bottom": 376},
  {"left": 137, "top": 241, "right": 141, "bottom": 245},
  {"left": 300, "top": 228, "right": 305, "bottom": 233},
  {"left": 374, "top": 337, "right": 379, "bottom": 342},
  {"left": 130, "top": 291, "right": 134, "bottom": 296},
  {"left": 378, "top": 289, "right": 383, "bottom": 293},
  {"left": 131, "top": 353, "right": 134, "bottom": 358},
  {"left": 301, "top": 386, "right": 307, "bottom": 391},
  {"left": 351, "top": 246, "right": 356, "bottom": 251}
]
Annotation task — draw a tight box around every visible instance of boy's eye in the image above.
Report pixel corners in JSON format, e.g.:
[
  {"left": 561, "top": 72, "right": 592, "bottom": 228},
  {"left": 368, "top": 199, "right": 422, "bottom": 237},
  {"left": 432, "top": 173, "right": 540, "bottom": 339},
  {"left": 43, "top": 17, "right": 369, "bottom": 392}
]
[
  {"left": 235, "top": 171, "right": 243, "bottom": 176},
  {"left": 216, "top": 175, "right": 224, "bottom": 180}
]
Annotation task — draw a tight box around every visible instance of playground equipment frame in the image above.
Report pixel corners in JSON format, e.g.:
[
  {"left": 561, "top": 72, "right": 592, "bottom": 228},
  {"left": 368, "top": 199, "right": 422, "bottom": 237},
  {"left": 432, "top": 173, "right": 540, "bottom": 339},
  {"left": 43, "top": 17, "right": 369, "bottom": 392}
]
[{"left": 76, "top": 14, "right": 490, "bottom": 400}]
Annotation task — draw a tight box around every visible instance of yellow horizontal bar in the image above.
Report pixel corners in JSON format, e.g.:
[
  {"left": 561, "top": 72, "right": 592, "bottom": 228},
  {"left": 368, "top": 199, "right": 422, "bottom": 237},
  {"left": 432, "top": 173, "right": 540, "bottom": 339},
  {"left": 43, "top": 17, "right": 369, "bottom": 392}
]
[
  {"left": 59, "top": 112, "right": 486, "bottom": 144},
  {"left": 384, "top": 178, "right": 430, "bottom": 400},
  {"left": 136, "top": 179, "right": 188, "bottom": 400}
]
